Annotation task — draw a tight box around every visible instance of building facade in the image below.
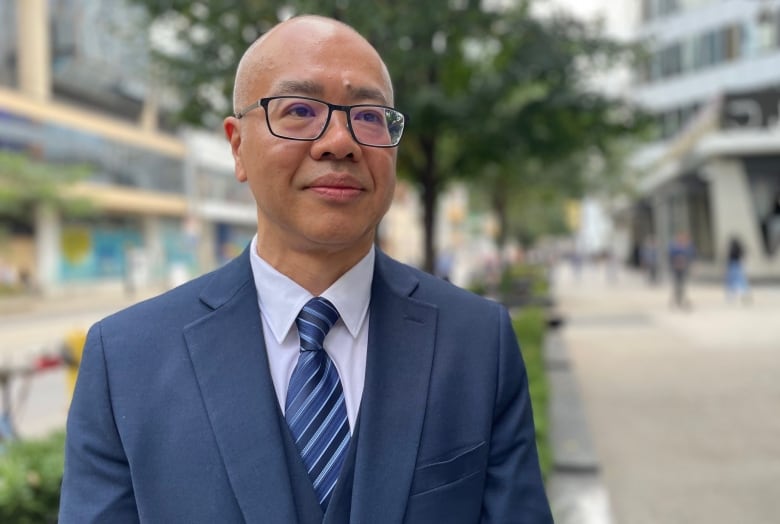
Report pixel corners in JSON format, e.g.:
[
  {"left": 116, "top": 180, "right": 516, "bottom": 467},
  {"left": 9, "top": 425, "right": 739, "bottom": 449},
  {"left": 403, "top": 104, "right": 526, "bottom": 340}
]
[
  {"left": 0, "top": 0, "right": 490, "bottom": 296},
  {"left": 628, "top": 0, "right": 780, "bottom": 281},
  {"left": 0, "top": 0, "right": 260, "bottom": 294}
]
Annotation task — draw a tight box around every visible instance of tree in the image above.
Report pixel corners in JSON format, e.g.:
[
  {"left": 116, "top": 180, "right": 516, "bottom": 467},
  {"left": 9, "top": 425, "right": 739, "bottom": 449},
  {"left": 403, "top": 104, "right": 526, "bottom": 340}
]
[
  {"left": 454, "top": 10, "right": 652, "bottom": 248},
  {"left": 128, "top": 0, "right": 649, "bottom": 271},
  {"left": 0, "top": 151, "right": 92, "bottom": 222}
]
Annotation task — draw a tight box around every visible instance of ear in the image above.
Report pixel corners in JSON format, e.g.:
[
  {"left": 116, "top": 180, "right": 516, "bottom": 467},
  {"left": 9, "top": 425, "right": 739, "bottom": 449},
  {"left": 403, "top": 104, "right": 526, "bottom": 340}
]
[{"left": 223, "top": 116, "right": 247, "bottom": 183}]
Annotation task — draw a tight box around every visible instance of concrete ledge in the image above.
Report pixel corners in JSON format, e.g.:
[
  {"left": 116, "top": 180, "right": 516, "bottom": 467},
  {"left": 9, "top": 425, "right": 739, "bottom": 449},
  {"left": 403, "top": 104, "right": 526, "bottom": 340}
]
[{"left": 545, "top": 328, "right": 615, "bottom": 524}]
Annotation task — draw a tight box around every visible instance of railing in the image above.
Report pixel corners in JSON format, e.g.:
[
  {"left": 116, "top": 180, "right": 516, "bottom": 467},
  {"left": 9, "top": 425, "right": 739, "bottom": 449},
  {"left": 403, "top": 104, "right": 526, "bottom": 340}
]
[{"left": 0, "top": 346, "right": 70, "bottom": 444}]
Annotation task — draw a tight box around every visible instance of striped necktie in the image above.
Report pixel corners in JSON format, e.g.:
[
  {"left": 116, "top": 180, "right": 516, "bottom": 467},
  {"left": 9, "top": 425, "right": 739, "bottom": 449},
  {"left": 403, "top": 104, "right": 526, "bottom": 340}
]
[{"left": 285, "top": 297, "right": 350, "bottom": 510}]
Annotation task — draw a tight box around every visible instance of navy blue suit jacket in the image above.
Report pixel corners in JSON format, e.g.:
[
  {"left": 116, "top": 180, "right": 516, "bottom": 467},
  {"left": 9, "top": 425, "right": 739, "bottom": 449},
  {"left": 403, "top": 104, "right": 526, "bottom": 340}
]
[{"left": 60, "top": 248, "right": 552, "bottom": 523}]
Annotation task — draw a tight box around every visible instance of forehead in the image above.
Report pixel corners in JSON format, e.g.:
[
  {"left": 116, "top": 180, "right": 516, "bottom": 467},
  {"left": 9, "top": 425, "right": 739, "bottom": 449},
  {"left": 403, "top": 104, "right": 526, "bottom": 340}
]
[{"left": 247, "top": 19, "right": 393, "bottom": 104}]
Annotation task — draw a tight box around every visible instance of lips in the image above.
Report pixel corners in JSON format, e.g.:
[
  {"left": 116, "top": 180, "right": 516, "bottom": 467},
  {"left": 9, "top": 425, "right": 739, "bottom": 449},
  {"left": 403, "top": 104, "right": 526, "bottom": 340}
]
[{"left": 305, "top": 174, "right": 365, "bottom": 201}]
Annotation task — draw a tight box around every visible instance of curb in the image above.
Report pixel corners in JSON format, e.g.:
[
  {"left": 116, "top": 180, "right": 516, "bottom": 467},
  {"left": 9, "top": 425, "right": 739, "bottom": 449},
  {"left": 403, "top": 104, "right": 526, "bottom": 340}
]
[{"left": 545, "top": 325, "right": 615, "bottom": 524}]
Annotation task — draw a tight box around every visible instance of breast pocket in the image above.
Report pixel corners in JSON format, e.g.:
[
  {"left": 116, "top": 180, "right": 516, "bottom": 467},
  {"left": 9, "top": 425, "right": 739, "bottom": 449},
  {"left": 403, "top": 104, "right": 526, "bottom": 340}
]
[
  {"left": 405, "top": 442, "right": 488, "bottom": 524},
  {"left": 409, "top": 441, "right": 487, "bottom": 496}
]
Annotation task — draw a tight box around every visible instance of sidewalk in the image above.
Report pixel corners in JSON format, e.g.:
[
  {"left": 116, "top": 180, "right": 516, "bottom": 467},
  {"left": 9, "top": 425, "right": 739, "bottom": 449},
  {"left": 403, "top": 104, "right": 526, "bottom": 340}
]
[
  {"left": 0, "top": 285, "right": 167, "bottom": 439},
  {"left": 0, "top": 283, "right": 164, "bottom": 319},
  {"left": 548, "top": 263, "right": 780, "bottom": 524}
]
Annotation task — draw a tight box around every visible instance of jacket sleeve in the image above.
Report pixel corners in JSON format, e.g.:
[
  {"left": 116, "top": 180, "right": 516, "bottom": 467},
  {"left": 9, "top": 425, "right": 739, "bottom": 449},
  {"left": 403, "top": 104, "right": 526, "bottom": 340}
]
[
  {"left": 481, "top": 307, "right": 553, "bottom": 523},
  {"left": 59, "top": 322, "right": 140, "bottom": 524}
]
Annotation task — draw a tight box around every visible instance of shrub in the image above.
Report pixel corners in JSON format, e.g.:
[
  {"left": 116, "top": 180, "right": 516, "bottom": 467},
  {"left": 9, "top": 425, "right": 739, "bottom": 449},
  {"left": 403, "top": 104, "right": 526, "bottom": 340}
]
[
  {"left": 512, "top": 306, "right": 552, "bottom": 480},
  {"left": 0, "top": 431, "right": 64, "bottom": 524}
]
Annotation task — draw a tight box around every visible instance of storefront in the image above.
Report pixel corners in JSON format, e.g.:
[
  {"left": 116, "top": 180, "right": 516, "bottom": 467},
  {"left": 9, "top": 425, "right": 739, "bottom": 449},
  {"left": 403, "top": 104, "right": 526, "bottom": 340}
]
[
  {"left": 629, "top": 87, "right": 780, "bottom": 282},
  {"left": 0, "top": 101, "right": 187, "bottom": 293}
]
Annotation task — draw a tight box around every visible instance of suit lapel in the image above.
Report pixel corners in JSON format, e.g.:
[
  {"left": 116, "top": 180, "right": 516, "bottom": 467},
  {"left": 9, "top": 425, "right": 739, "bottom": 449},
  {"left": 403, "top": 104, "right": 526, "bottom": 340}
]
[
  {"left": 351, "top": 252, "right": 438, "bottom": 523},
  {"left": 183, "top": 251, "right": 298, "bottom": 523}
]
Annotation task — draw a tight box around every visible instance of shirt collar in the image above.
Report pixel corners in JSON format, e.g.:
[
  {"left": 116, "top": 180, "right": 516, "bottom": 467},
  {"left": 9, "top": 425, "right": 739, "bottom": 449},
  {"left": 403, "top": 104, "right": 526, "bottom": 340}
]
[{"left": 249, "top": 235, "right": 374, "bottom": 344}]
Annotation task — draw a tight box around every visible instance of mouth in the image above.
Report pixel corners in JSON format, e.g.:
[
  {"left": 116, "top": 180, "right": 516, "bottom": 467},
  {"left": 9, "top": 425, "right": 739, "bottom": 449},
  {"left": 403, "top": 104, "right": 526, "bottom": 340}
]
[{"left": 306, "top": 174, "right": 365, "bottom": 201}]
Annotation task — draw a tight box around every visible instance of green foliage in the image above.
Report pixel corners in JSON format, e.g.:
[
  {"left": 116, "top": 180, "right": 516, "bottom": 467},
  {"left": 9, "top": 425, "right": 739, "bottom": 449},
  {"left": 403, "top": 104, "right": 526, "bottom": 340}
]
[
  {"left": 470, "top": 260, "right": 553, "bottom": 479},
  {"left": 502, "top": 263, "right": 549, "bottom": 298},
  {"left": 0, "top": 151, "right": 93, "bottom": 221},
  {"left": 512, "top": 306, "right": 552, "bottom": 480},
  {"left": 0, "top": 431, "right": 65, "bottom": 524}
]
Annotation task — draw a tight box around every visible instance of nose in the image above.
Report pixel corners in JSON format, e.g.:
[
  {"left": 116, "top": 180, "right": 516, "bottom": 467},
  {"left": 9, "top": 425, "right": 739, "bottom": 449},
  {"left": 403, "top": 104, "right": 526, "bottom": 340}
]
[{"left": 310, "top": 110, "right": 362, "bottom": 161}]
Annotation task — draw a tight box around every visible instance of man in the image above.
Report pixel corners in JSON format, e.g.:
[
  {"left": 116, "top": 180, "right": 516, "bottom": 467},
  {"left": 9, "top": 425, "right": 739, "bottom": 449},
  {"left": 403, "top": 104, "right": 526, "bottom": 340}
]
[
  {"left": 60, "top": 15, "right": 552, "bottom": 523},
  {"left": 668, "top": 231, "right": 695, "bottom": 309}
]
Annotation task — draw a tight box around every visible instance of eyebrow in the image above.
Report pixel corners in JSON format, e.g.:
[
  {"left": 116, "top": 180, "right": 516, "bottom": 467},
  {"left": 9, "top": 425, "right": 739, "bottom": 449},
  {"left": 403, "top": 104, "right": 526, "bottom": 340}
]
[{"left": 270, "top": 80, "right": 389, "bottom": 105}]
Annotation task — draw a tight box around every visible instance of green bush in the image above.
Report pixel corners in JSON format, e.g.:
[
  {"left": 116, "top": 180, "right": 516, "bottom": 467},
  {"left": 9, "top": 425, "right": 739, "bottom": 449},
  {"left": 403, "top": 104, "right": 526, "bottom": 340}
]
[
  {"left": 512, "top": 306, "right": 552, "bottom": 480},
  {"left": 0, "top": 431, "right": 64, "bottom": 524},
  {"left": 468, "top": 262, "right": 551, "bottom": 306},
  {"left": 503, "top": 264, "right": 549, "bottom": 298}
]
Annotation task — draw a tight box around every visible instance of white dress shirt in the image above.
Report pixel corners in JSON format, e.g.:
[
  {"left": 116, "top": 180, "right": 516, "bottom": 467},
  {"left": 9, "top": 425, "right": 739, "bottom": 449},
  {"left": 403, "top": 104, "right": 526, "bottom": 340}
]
[{"left": 248, "top": 235, "right": 372, "bottom": 430}]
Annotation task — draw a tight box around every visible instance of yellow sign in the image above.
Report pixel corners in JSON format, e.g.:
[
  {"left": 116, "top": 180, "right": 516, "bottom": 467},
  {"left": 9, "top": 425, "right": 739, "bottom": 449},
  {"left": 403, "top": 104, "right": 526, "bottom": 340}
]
[
  {"left": 566, "top": 200, "right": 582, "bottom": 230},
  {"left": 61, "top": 227, "right": 91, "bottom": 264}
]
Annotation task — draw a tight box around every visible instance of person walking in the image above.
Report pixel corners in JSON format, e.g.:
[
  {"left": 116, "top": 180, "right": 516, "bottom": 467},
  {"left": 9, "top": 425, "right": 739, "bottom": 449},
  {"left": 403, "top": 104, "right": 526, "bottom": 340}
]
[
  {"left": 640, "top": 235, "right": 659, "bottom": 285},
  {"left": 725, "top": 235, "right": 750, "bottom": 303},
  {"left": 59, "top": 15, "right": 552, "bottom": 524},
  {"left": 668, "top": 231, "right": 695, "bottom": 309}
]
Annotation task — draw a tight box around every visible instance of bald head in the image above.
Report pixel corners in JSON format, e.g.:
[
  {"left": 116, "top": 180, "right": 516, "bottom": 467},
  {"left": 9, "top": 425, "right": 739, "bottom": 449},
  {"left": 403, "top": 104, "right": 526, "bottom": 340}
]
[{"left": 232, "top": 15, "right": 393, "bottom": 113}]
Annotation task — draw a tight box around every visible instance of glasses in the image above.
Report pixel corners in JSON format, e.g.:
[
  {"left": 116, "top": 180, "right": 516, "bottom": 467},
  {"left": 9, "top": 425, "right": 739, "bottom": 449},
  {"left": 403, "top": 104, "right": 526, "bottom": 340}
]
[{"left": 234, "top": 96, "right": 406, "bottom": 148}]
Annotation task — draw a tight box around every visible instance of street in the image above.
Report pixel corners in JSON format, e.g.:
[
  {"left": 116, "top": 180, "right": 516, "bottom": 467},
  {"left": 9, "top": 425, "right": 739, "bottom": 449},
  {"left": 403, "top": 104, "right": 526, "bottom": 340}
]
[
  {"left": 552, "top": 262, "right": 780, "bottom": 524},
  {"left": 0, "top": 286, "right": 163, "bottom": 438}
]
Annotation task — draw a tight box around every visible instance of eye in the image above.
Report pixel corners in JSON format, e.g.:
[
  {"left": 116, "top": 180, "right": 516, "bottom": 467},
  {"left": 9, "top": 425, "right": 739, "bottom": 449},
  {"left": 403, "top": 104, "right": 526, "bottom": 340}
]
[
  {"left": 352, "top": 107, "right": 385, "bottom": 125},
  {"left": 285, "top": 103, "right": 318, "bottom": 118}
]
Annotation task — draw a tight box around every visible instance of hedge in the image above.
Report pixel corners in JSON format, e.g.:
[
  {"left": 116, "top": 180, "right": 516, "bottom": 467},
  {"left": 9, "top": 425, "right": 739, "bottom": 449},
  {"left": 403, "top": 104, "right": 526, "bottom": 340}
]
[{"left": 0, "top": 431, "right": 63, "bottom": 524}]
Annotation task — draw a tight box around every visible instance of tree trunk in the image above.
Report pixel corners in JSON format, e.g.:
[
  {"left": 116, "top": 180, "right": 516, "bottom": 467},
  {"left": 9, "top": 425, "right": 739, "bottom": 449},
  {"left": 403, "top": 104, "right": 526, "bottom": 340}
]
[
  {"left": 420, "top": 135, "right": 438, "bottom": 274},
  {"left": 492, "top": 175, "right": 509, "bottom": 249}
]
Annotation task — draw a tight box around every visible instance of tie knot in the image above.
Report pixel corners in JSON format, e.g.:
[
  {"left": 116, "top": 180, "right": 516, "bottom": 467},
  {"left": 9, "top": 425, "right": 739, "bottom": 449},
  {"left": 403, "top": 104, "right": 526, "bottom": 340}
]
[{"left": 296, "top": 297, "right": 340, "bottom": 352}]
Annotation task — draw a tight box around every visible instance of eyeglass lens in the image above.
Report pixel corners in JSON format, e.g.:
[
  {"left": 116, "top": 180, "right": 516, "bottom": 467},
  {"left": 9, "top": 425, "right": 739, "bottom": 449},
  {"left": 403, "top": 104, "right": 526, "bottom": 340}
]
[{"left": 265, "top": 97, "right": 403, "bottom": 146}]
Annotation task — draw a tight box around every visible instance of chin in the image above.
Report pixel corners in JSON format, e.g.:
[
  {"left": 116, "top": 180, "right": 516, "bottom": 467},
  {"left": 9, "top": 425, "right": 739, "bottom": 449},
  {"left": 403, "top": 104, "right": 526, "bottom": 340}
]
[{"left": 307, "top": 227, "right": 374, "bottom": 251}]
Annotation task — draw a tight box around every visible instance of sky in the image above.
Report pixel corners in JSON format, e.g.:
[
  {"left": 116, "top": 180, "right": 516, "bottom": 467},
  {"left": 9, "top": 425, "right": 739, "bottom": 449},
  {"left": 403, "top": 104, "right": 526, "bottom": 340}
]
[
  {"left": 531, "top": 0, "right": 639, "bottom": 97},
  {"left": 536, "top": 0, "right": 638, "bottom": 40}
]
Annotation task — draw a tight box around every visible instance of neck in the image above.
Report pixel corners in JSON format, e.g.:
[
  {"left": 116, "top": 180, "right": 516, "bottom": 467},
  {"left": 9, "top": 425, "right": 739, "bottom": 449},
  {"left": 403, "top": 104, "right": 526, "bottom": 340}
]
[{"left": 256, "top": 241, "right": 373, "bottom": 295}]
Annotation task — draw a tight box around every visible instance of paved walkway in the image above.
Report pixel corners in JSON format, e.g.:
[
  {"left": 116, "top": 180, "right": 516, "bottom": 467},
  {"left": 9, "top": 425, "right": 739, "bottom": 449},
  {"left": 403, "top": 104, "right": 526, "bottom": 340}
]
[
  {"left": 550, "top": 263, "right": 780, "bottom": 524},
  {"left": 0, "top": 285, "right": 165, "bottom": 438}
]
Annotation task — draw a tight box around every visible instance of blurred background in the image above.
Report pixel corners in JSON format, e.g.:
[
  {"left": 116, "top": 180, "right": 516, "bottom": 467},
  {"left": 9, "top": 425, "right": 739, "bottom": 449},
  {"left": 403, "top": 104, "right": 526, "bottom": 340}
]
[{"left": 0, "top": 0, "right": 778, "bottom": 522}]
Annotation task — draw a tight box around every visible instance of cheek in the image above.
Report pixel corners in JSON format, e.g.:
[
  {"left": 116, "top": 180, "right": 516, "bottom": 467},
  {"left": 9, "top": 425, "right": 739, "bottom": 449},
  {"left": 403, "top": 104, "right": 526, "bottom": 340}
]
[
  {"left": 244, "top": 141, "right": 298, "bottom": 195},
  {"left": 381, "top": 173, "right": 396, "bottom": 211},
  {"left": 373, "top": 156, "right": 397, "bottom": 207}
]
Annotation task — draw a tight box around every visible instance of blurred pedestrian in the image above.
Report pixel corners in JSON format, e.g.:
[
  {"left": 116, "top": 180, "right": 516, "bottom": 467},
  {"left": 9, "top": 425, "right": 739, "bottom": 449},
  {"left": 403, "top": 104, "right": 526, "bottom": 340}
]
[
  {"left": 641, "top": 235, "right": 659, "bottom": 284},
  {"left": 725, "top": 235, "right": 750, "bottom": 304},
  {"left": 434, "top": 248, "right": 455, "bottom": 281},
  {"left": 763, "top": 191, "right": 780, "bottom": 255},
  {"left": 668, "top": 231, "right": 695, "bottom": 309}
]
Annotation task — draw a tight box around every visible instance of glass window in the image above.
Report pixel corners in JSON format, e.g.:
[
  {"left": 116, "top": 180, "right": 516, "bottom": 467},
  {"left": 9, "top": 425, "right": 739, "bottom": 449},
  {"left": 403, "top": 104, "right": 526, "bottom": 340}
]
[
  {"left": 660, "top": 43, "right": 683, "bottom": 78},
  {"left": 49, "top": 0, "right": 150, "bottom": 120},
  {"left": 757, "top": 12, "right": 777, "bottom": 52},
  {"left": 724, "top": 25, "right": 742, "bottom": 61},
  {"left": 712, "top": 29, "right": 725, "bottom": 63},
  {"left": 679, "top": 0, "right": 714, "bottom": 10},
  {"left": 776, "top": 10, "right": 780, "bottom": 48},
  {"left": 0, "top": 1, "right": 16, "bottom": 87},
  {"left": 0, "top": 111, "right": 184, "bottom": 194},
  {"left": 692, "top": 32, "right": 716, "bottom": 69}
]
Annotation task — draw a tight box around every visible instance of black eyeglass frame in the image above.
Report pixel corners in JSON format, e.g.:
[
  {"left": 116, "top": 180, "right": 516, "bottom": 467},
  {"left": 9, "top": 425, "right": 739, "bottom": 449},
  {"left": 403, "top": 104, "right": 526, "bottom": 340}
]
[{"left": 234, "top": 95, "right": 407, "bottom": 148}]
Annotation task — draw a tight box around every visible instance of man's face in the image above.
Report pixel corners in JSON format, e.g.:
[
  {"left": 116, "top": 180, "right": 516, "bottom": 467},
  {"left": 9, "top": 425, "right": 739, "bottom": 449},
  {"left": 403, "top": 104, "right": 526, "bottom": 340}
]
[{"left": 224, "top": 20, "right": 397, "bottom": 263}]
